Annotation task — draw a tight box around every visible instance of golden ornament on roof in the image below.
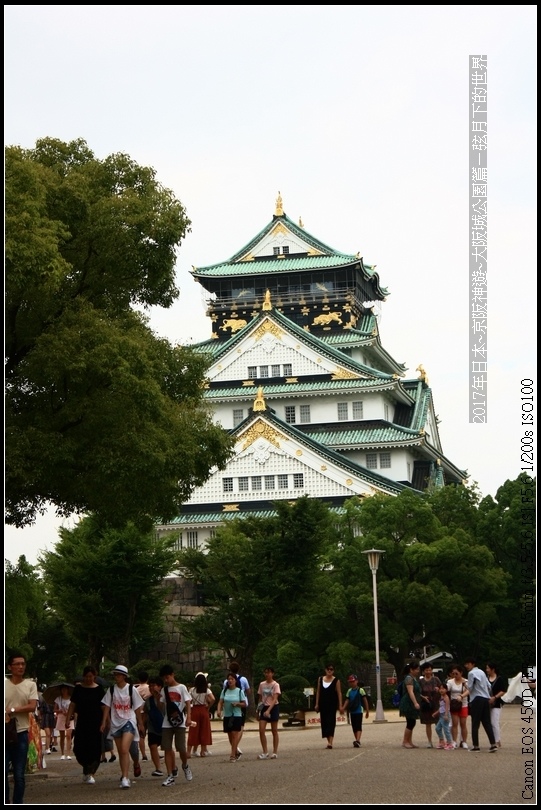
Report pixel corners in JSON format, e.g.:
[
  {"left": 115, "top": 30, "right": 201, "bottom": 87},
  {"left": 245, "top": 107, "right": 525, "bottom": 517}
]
[
  {"left": 254, "top": 387, "right": 266, "bottom": 411},
  {"left": 275, "top": 192, "right": 284, "bottom": 216}
]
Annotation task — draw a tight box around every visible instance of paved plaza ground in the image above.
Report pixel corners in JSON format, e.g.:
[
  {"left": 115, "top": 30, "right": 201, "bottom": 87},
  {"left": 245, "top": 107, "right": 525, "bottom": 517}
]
[{"left": 16, "top": 705, "right": 535, "bottom": 805}]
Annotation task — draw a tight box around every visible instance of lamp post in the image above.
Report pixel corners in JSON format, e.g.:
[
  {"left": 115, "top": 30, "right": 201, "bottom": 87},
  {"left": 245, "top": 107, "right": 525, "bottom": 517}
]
[{"left": 362, "top": 548, "right": 387, "bottom": 723}]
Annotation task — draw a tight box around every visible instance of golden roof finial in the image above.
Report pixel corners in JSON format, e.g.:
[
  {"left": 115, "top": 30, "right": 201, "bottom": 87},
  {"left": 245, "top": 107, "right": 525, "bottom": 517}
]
[
  {"left": 262, "top": 289, "right": 272, "bottom": 310},
  {"left": 299, "top": 216, "right": 304, "bottom": 228},
  {"left": 275, "top": 191, "right": 283, "bottom": 216},
  {"left": 416, "top": 364, "right": 429, "bottom": 385},
  {"left": 254, "top": 386, "right": 266, "bottom": 411}
]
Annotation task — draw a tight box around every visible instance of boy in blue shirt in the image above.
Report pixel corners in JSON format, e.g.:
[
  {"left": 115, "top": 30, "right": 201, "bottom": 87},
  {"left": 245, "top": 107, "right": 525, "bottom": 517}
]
[{"left": 341, "top": 675, "right": 370, "bottom": 748}]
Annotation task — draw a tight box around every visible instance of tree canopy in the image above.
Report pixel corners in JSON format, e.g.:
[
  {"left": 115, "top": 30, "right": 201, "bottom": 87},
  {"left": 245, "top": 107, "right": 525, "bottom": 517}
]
[
  {"left": 39, "top": 514, "right": 180, "bottom": 667},
  {"left": 5, "top": 138, "right": 233, "bottom": 528}
]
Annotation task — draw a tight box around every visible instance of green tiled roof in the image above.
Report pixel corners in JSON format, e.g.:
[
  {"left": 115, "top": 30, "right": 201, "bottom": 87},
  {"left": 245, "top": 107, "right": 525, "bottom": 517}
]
[
  {"left": 301, "top": 424, "right": 422, "bottom": 446},
  {"left": 205, "top": 378, "right": 400, "bottom": 400},
  {"left": 192, "top": 255, "right": 366, "bottom": 277}
]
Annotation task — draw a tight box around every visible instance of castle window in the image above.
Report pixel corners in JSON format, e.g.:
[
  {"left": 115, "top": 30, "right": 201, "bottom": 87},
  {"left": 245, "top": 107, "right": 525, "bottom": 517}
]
[
  {"left": 259, "top": 365, "right": 269, "bottom": 377},
  {"left": 285, "top": 406, "right": 296, "bottom": 424},
  {"left": 271, "top": 365, "right": 281, "bottom": 377},
  {"left": 238, "top": 477, "right": 249, "bottom": 491},
  {"left": 380, "top": 452, "right": 391, "bottom": 468},
  {"left": 366, "top": 454, "right": 378, "bottom": 469},
  {"left": 352, "top": 401, "right": 364, "bottom": 419},
  {"left": 187, "top": 531, "right": 198, "bottom": 549},
  {"left": 233, "top": 409, "right": 244, "bottom": 427},
  {"left": 223, "top": 478, "right": 234, "bottom": 492},
  {"left": 278, "top": 474, "right": 288, "bottom": 489},
  {"left": 264, "top": 475, "right": 275, "bottom": 490},
  {"left": 293, "top": 473, "right": 304, "bottom": 488},
  {"left": 299, "top": 404, "right": 311, "bottom": 423},
  {"left": 174, "top": 534, "right": 183, "bottom": 551},
  {"left": 338, "top": 403, "right": 349, "bottom": 421},
  {"left": 251, "top": 476, "right": 262, "bottom": 490},
  {"left": 283, "top": 363, "right": 292, "bottom": 376},
  {"left": 248, "top": 366, "right": 257, "bottom": 379}
]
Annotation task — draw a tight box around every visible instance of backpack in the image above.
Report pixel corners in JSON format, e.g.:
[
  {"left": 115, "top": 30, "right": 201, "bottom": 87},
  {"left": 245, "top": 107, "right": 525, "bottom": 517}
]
[
  {"left": 110, "top": 683, "right": 134, "bottom": 707},
  {"left": 348, "top": 688, "right": 363, "bottom": 713},
  {"left": 392, "top": 681, "right": 404, "bottom": 708}
]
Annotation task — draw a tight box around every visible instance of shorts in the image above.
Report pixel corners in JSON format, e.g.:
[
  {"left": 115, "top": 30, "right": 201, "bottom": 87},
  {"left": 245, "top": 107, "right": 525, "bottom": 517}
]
[
  {"left": 148, "top": 731, "right": 162, "bottom": 747},
  {"left": 112, "top": 720, "right": 136, "bottom": 738},
  {"left": 259, "top": 705, "right": 280, "bottom": 723},
  {"left": 161, "top": 726, "right": 186, "bottom": 752},
  {"left": 351, "top": 713, "right": 364, "bottom": 733},
  {"left": 223, "top": 716, "right": 243, "bottom": 733}
]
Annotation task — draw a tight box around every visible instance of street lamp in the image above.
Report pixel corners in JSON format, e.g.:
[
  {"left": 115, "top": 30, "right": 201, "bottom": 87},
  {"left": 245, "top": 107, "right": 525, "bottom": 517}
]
[{"left": 362, "top": 548, "right": 387, "bottom": 723}]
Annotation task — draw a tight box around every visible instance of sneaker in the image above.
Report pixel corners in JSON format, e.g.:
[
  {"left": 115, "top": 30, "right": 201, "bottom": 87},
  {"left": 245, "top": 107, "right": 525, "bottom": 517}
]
[
  {"left": 50, "top": 746, "right": 58, "bottom": 752},
  {"left": 470, "top": 747, "right": 480, "bottom": 752},
  {"left": 270, "top": 753, "right": 278, "bottom": 759},
  {"left": 45, "top": 749, "right": 52, "bottom": 755},
  {"left": 489, "top": 745, "right": 498, "bottom": 753},
  {"left": 258, "top": 753, "right": 269, "bottom": 759},
  {"left": 460, "top": 742, "right": 468, "bottom": 749},
  {"left": 235, "top": 748, "right": 242, "bottom": 757},
  {"left": 86, "top": 775, "right": 96, "bottom": 784},
  {"left": 151, "top": 770, "right": 164, "bottom": 776},
  {"left": 426, "top": 743, "right": 434, "bottom": 749},
  {"left": 182, "top": 764, "right": 193, "bottom": 782},
  {"left": 66, "top": 755, "right": 72, "bottom": 760},
  {"left": 133, "top": 762, "right": 142, "bottom": 778},
  {"left": 142, "top": 756, "right": 148, "bottom": 761},
  {"left": 436, "top": 743, "right": 445, "bottom": 750},
  {"left": 192, "top": 751, "right": 201, "bottom": 757},
  {"left": 109, "top": 755, "right": 117, "bottom": 763},
  {"left": 120, "top": 777, "right": 131, "bottom": 789},
  {"left": 60, "top": 755, "right": 66, "bottom": 760},
  {"left": 82, "top": 775, "right": 89, "bottom": 783},
  {"left": 444, "top": 744, "right": 454, "bottom": 750},
  {"left": 452, "top": 742, "right": 458, "bottom": 749},
  {"left": 230, "top": 756, "right": 237, "bottom": 763},
  {"left": 172, "top": 767, "right": 178, "bottom": 777},
  {"left": 353, "top": 740, "right": 361, "bottom": 748},
  {"left": 162, "top": 775, "right": 175, "bottom": 787}
]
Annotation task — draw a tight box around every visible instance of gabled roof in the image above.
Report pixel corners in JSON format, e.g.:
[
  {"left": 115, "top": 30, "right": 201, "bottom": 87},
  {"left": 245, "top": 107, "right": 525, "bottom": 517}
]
[
  {"left": 190, "top": 210, "right": 389, "bottom": 297},
  {"left": 203, "top": 306, "right": 403, "bottom": 384}
]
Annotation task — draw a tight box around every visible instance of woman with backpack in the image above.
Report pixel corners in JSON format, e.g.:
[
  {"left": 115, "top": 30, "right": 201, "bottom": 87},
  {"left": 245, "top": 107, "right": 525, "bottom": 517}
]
[
  {"left": 399, "top": 661, "right": 422, "bottom": 748},
  {"left": 100, "top": 665, "right": 145, "bottom": 790}
]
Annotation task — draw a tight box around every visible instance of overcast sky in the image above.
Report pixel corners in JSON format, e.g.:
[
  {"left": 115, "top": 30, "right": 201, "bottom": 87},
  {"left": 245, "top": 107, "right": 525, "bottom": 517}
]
[{"left": 5, "top": 5, "right": 537, "bottom": 565}]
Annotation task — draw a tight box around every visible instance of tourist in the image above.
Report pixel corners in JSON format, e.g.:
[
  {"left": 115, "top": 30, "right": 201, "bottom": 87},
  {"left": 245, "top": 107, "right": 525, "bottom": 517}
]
[
  {"left": 217, "top": 672, "right": 248, "bottom": 763},
  {"left": 432, "top": 682, "right": 453, "bottom": 749},
  {"left": 144, "top": 676, "right": 165, "bottom": 776},
  {"left": 446, "top": 664, "right": 470, "bottom": 748},
  {"left": 5, "top": 652, "right": 39, "bottom": 805},
  {"left": 314, "top": 663, "right": 343, "bottom": 749},
  {"left": 157, "top": 664, "right": 193, "bottom": 787},
  {"left": 100, "top": 664, "right": 146, "bottom": 789},
  {"left": 54, "top": 684, "right": 75, "bottom": 760},
  {"left": 486, "top": 662, "right": 506, "bottom": 748},
  {"left": 66, "top": 666, "right": 105, "bottom": 784},
  {"left": 341, "top": 674, "right": 369, "bottom": 748},
  {"left": 188, "top": 672, "right": 215, "bottom": 758},
  {"left": 257, "top": 667, "right": 281, "bottom": 760},
  {"left": 223, "top": 662, "right": 251, "bottom": 756},
  {"left": 419, "top": 663, "right": 442, "bottom": 748},
  {"left": 399, "top": 661, "right": 422, "bottom": 748},
  {"left": 463, "top": 657, "right": 497, "bottom": 752}
]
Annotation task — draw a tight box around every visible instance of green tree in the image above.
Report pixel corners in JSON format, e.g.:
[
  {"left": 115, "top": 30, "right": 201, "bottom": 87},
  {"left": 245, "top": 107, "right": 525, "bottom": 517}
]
[
  {"left": 5, "top": 137, "right": 233, "bottom": 529},
  {"left": 39, "top": 515, "right": 179, "bottom": 666},
  {"left": 5, "top": 556, "right": 45, "bottom": 657},
  {"left": 476, "top": 474, "right": 536, "bottom": 675},
  {"left": 177, "top": 497, "right": 334, "bottom": 688}
]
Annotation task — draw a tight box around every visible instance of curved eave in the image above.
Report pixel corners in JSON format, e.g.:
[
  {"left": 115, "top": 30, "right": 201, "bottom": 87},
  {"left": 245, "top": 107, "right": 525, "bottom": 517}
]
[
  {"left": 301, "top": 425, "right": 424, "bottom": 448},
  {"left": 205, "top": 378, "right": 413, "bottom": 403},
  {"left": 228, "top": 213, "right": 345, "bottom": 262},
  {"left": 421, "top": 439, "right": 468, "bottom": 484}
]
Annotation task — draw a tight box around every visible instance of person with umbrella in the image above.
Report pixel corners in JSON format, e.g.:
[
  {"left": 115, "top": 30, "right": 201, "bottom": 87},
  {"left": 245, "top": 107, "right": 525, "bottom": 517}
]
[
  {"left": 65, "top": 667, "right": 106, "bottom": 784},
  {"left": 43, "top": 682, "right": 75, "bottom": 760}
]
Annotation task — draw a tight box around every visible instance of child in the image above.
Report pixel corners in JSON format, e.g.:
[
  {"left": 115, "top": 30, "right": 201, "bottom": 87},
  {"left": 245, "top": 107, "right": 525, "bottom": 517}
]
[
  {"left": 144, "top": 676, "right": 165, "bottom": 776},
  {"left": 341, "top": 675, "right": 370, "bottom": 748},
  {"left": 433, "top": 683, "right": 453, "bottom": 749}
]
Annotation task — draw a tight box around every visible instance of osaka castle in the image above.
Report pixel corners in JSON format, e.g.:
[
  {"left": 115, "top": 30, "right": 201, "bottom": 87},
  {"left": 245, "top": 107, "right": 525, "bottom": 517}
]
[{"left": 156, "top": 194, "right": 467, "bottom": 550}]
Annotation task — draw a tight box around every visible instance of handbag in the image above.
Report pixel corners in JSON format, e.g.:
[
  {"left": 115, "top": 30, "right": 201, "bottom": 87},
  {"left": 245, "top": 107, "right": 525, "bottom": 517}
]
[
  {"left": 6, "top": 717, "right": 18, "bottom": 745},
  {"left": 164, "top": 686, "right": 184, "bottom": 728},
  {"left": 450, "top": 698, "right": 462, "bottom": 712}
]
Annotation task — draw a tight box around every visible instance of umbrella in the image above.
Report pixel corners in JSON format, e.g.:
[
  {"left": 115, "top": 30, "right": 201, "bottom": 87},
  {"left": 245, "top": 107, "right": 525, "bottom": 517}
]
[{"left": 42, "top": 682, "right": 75, "bottom": 705}]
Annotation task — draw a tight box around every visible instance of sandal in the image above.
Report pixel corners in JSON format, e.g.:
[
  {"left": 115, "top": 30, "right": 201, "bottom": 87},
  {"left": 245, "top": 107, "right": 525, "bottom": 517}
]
[{"left": 326, "top": 745, "right": 333, "bottom": 749}]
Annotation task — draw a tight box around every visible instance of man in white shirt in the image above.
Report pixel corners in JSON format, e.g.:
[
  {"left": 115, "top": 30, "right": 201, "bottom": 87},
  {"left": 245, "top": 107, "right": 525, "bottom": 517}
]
[
  {"left": 464, "top": 657, "right": 497, "bottom": 752},
  {"left": 5, "top": 652, "right": 39, "bottom": 804}
]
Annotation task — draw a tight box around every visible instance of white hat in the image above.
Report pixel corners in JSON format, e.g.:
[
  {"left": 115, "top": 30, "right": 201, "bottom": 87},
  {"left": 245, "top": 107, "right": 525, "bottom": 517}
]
[{"left": 112, "top": 665, "right": 129, "bottom": 676}]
